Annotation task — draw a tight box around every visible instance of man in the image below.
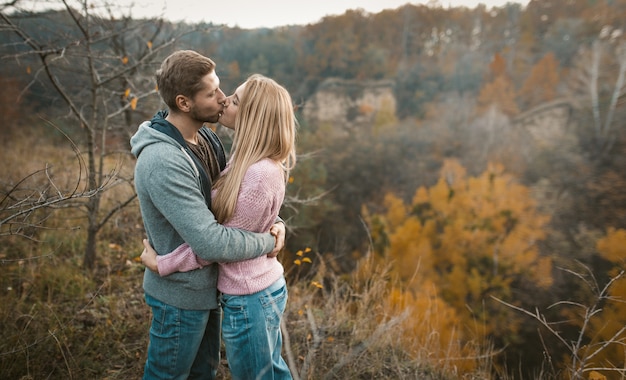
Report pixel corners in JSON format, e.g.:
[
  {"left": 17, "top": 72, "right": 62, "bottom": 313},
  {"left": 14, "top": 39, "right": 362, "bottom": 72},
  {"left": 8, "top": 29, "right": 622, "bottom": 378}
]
[{"left": 130, "top": 50, "right": 285, "bottom": 380}]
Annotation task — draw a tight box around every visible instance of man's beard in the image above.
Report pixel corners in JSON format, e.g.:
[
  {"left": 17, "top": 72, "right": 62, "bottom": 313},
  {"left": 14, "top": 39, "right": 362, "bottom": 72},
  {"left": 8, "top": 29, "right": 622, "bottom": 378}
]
[{"left": 190, "top": 106, "right": 221, "bottom": 124}]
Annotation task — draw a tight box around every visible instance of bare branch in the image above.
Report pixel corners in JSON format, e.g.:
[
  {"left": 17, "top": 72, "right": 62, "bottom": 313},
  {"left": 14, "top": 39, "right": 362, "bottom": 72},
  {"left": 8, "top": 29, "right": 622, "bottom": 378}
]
[{"left": 493, "top": 265, "right": 626, "bottom": 378}]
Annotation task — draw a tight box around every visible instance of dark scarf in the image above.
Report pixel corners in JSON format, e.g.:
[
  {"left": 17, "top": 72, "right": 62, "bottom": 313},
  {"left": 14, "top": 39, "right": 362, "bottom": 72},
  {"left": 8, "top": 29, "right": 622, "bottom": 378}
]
[{"left": 148, "top": 110, "right": 226, "bottom": 209}]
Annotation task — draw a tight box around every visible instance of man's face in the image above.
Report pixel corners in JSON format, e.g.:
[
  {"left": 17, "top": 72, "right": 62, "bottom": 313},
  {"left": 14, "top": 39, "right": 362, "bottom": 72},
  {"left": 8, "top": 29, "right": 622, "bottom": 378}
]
[{"left": 188, "top": 71, "right": 226, "bottom": 124}]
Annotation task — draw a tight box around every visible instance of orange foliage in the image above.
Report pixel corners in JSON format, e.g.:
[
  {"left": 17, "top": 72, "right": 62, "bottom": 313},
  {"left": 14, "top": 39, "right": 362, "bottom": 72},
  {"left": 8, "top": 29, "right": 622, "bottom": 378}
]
[
  {"left": 518, "top": 52, "right": 560, "bottom": 109},
  {"left": 477, "top": 52, "right": 520, "bottom": 117},
  {"left": 366, "top": 159, "right": 552, "bottom": 341},
  {"left": 488, "top": 53, "right": 508, "bottom": 81},
  {"left": 477, "top": 76, "right": 520, "bottom": 117},
  {"left": 351, "top": 252, "right": 486, "bottom": 375},
  {"left": 586, "top": 228, "right": 626, "bottom": 371},
  {"left": 597, "top": 228, "right": 626, "bottom": 265},
  {"left": 385, "top": 286, "right": 482, "bottom": 373}
]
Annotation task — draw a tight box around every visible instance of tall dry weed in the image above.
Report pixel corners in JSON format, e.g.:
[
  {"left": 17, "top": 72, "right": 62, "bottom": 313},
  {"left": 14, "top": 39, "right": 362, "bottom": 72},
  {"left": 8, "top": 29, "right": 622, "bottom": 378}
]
[{"left": 281, "top": 251, "right": 496, "bottom": 379}]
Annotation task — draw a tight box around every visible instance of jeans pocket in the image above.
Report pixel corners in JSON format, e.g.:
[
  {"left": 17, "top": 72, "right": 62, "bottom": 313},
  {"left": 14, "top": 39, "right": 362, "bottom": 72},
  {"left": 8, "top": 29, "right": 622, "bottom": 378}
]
[
  {"left": 221, "top": 293, "right": 245, "bottom": 310},
  {"left": 221, "top": 294, "right": 248, "bottom": 333},
  {"left": 260, "top": 285, "right": 287, "bottom": 329},
  {"left": 146, "top": 295, "right": 180, "bottom": 338}
]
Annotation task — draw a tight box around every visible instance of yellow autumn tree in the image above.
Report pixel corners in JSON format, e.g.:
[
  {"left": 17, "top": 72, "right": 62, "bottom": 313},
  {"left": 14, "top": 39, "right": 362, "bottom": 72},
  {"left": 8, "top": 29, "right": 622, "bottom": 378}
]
[
  {"left": 583, "top": 228, "right": 626, "bottom": 372},
  {"left": 352, "top": 233, "right": 485, "bottom": 375},
  {"left": 366, "top": 159, "right": 552, "bottom": 344}
]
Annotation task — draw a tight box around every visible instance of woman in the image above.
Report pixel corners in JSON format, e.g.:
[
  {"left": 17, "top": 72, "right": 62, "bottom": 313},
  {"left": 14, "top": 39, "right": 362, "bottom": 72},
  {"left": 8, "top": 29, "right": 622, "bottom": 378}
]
[{"left": 141, "top": 73, "right": 296, "bottom": 380}]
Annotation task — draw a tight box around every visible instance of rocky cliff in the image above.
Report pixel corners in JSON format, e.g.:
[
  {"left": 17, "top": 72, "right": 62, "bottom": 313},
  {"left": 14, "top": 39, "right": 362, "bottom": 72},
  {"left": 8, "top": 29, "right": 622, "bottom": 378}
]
[
  {"left": 303, "top": 78, "right": 575, "bottom": 151},
  {"left": 513, "top": 98, "right": 575, "bottom": 148},
  {"left": 302, "top": 78, "right": 396, "bottom": 128}
]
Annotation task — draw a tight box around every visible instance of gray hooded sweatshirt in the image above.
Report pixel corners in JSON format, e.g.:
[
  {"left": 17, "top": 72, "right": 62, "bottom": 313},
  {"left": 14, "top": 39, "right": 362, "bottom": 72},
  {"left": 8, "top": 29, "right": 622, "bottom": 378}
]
[{"left": 130, "top": 113, "right": 275, "bottom": 310}]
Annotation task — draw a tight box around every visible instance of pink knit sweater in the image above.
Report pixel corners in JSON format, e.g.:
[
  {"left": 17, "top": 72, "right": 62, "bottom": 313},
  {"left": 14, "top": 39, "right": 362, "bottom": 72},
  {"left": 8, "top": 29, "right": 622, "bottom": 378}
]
[{"left": 156, "top": 158, "right": 285, "bottom": 295}]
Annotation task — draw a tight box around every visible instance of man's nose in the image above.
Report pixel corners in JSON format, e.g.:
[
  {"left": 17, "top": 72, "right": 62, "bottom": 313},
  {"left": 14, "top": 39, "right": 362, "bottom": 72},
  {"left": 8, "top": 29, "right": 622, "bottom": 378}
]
[{"left": 217, "top": 89, "right": 226, "bottom": 104}]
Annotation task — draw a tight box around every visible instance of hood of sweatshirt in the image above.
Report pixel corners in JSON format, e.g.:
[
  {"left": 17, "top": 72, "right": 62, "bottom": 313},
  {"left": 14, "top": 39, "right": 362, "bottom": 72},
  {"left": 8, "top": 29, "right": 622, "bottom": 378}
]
[
  {"left": 130, "top": 109, "right": 221, "bottom": 210},
  {"left": 130, "top": 110, "right": 184, "bottom": 159}
]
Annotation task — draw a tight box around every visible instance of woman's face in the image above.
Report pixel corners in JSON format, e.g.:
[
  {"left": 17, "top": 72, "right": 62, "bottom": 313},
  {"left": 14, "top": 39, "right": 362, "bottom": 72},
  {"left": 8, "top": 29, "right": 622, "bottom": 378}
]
[{"left": 219, "top": 81, "right": 247, "bottom": 130}]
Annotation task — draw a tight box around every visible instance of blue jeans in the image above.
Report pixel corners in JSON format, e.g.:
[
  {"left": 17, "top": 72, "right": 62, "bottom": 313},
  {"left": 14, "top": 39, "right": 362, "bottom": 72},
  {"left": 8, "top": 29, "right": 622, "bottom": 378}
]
[
  {"left": 143, "top": 293, "right": 221, "bottom": 380},
  {"left": 220, "top": 277, "right": 292, "bottom": 380}
]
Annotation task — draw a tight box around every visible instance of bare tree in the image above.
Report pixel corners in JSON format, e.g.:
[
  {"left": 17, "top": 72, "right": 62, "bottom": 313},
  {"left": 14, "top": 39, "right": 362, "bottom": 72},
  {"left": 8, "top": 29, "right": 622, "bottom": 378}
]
[
  {"left": 1, "top": 123, "right": 100, "bottom": 239},
  {"left": 0, "top": 0, "right": 208, "bottom": 269},
  {"left": 569, "top": 36, "right": 626, "bottom": 156}
]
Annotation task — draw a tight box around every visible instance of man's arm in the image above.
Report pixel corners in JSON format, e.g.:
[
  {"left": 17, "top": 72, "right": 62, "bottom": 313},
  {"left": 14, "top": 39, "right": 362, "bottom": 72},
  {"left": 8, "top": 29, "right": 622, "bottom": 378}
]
[{"left": 140, "top": 147, "right": 275, "bottom": 262}]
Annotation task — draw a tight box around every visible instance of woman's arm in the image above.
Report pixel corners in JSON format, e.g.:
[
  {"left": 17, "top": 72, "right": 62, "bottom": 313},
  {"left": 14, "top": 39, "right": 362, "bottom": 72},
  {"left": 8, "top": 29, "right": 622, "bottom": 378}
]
[
  {"left": 140, "top": 160, "right": 285, "bottom": 276},
  {"left": 140, "top": 238, "right": 211, "bottom": 276}
]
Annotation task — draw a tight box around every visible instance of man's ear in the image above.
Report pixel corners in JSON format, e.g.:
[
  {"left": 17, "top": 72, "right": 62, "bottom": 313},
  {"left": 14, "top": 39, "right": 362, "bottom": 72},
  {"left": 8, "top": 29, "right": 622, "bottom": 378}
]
[{"left": 175, "top": 95, "right": 191, "bottom": 112}]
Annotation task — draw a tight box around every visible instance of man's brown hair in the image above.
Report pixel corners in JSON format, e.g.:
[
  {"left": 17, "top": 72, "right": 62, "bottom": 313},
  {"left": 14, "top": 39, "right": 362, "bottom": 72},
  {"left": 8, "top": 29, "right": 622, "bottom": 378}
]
[{"left": 156, "top": 50, "right": 216, "bottom": 111}]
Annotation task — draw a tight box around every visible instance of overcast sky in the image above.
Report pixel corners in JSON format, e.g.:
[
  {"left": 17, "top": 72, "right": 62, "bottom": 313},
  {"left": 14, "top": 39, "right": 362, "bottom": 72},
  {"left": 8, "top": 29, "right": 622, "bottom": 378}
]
[{"left": 15, "top": 0, "right": 529, "bottom": 29}]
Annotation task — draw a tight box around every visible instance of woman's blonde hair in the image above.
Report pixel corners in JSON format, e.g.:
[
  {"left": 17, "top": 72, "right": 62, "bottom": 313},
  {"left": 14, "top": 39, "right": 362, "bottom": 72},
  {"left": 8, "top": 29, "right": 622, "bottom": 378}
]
[{"left": 212, "top": 74, "right": 297, "bottom": 224}]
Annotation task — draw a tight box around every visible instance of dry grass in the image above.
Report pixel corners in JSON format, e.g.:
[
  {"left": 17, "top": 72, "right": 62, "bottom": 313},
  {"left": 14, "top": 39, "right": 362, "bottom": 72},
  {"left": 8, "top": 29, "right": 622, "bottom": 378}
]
[
  {"left": 0, "top": 247, "right": 499, "bottom": 379},
  {"left": 0, "top": 249, "right": 149, "bottom": 379},
  {"left": 0, "top": 125, "right": 500, "bottom": 379}
]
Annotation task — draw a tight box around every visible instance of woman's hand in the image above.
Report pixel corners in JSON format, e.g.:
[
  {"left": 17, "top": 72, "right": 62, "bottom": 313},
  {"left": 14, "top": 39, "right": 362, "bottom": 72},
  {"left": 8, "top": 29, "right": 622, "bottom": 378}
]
[{"left": 140, "top": 239, "right": 159, "bottom": 273}]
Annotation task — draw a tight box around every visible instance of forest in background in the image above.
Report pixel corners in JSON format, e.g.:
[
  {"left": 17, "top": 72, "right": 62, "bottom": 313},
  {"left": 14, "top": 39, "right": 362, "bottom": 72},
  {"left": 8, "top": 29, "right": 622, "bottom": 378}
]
[{"left": 0, "top": 0, "right": 625, "bottom": 379}]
